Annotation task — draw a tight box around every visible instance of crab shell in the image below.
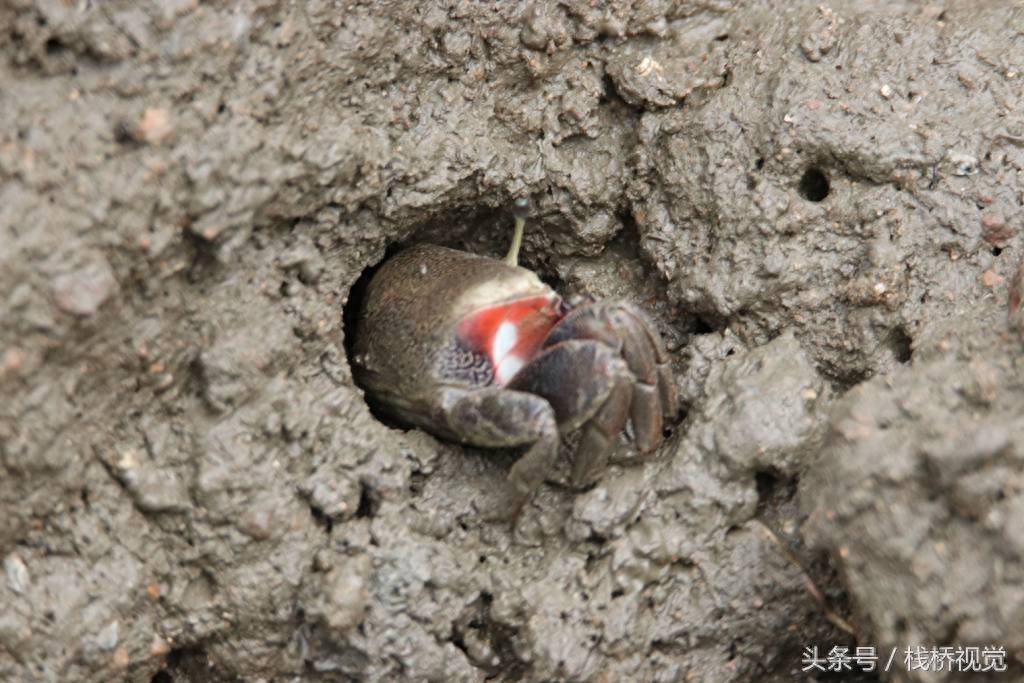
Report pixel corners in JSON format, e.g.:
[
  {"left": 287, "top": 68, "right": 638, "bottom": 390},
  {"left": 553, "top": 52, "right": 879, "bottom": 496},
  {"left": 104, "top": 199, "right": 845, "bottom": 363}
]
[{"left": 352, "top": 244, "right": 564, "bottom": 434}]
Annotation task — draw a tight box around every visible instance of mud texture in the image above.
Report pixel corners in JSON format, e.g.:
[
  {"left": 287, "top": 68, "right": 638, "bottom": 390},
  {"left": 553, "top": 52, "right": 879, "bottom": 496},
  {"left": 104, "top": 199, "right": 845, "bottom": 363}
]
[{"left": 1, "top": 1, "right": 1022, "bottom": 682}]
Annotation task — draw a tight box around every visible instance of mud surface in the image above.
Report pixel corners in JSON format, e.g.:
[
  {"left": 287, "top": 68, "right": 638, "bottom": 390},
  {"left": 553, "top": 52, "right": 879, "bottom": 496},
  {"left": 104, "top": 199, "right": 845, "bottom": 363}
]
[{"left": 2, "top": 1, "right": 1022, "bottom": 682}]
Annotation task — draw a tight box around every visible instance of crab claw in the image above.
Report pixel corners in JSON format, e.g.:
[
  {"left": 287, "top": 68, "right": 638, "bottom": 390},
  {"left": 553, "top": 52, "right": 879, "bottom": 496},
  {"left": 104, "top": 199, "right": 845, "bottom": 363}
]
[
  {"left": 498, "top": 300, "right": 678, "bottom": 489},
  {"left": 542, "top": 301, "right": 679, "bottom": 454}
]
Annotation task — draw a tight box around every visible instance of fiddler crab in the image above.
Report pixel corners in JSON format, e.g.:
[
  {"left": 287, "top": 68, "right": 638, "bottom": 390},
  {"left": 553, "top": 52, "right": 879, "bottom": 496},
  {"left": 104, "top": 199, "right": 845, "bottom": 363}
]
[{"left": 352, "top": 200, "right": 677, "bottom": 517}]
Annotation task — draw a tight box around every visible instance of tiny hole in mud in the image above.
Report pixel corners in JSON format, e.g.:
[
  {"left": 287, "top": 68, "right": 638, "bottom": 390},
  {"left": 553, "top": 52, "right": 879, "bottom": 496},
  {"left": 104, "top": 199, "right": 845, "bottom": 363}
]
[
  {"left": 153, "top": 647, "right": 208, "bottom": 682},
  {"left": 113, "top": 119, "right": 138, "bottom": 144},
  {"left": 888, "top": 327, "right": 913, "bottom": 364},
  {"left": 691, "top": 314, "right": 720, "bottom": 336},
  {"left": 755, "top": 468, "right": 781, "bottom": 503},
  {"left": 755, "top": 467, "right": 798, "bottom": 516},
  {"left": 44, "top": 37, "right": 65, "bottom": 55},
  {"left": 991, "top": 246, "right": 1003, "bottom": 257},
  {"left": 599, "top": 73, "right": 619, "bottom": 104},
  {"left": 308, "top": 504, "right": 334, "bottom": 533},
  {"left": 356, "top": 484, "right": 378, "bottom": 518},
  {"left": 409, "top": 470, "right": 427, "bottom": 495},
  {"left": 798, "top": 168, "right": 830, "bottom": 202}
]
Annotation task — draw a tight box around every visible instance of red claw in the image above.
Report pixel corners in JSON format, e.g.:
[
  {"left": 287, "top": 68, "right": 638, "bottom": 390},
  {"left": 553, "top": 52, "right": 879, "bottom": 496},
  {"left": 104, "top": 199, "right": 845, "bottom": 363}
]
[{"left": 457, "top": 295, "right": 563, "bottom": 385}]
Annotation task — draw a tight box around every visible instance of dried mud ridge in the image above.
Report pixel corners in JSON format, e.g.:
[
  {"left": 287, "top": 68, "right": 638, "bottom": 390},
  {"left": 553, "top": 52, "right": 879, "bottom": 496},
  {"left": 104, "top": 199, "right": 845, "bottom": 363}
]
[{"left": 2, "top": 2, "right": 1023, "bottom": 682}]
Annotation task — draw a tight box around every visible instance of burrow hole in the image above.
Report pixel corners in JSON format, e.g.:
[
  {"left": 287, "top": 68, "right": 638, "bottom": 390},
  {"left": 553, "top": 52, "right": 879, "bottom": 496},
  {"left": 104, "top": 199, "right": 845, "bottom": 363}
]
[
  {"left": 888, "top": 326, "right": 913, "bottom": 364},
  {"left": 342, "top": 245, "right": 405, "bottom": 428},
  {"left": 798, "top": 167, "right": 830, "bottom": 202}
]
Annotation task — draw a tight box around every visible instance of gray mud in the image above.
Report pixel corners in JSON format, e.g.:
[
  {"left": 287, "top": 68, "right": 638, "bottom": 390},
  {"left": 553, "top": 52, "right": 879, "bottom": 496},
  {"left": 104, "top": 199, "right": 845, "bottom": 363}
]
[{"left": 2, "top": 1, "right": 1022, "bottom": 682}]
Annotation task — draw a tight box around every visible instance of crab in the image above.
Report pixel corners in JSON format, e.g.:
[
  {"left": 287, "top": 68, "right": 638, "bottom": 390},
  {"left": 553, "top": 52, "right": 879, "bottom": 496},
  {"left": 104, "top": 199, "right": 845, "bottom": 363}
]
[{"left": 351, "top": 201, "right": 677, "bottom": 517}]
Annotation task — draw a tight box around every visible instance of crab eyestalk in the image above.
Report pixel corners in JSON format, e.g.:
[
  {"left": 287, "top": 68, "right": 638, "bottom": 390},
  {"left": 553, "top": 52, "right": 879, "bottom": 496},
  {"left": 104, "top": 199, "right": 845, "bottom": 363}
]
[{"left": 505, "top": 198, "right": 531, "bottom": 267}]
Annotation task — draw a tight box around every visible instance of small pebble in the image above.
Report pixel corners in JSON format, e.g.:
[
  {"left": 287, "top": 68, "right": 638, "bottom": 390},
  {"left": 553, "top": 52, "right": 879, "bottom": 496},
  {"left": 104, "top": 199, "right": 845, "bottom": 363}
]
[
  {"left": 53, "top": 255, "right": 117, "bottom": 317},
  {"left": 981, "top": 210, "right": 1013, "bottom": 246},
  {"left": 4, "top": 554, "right": 30, "bottom": 594},
  {"left": 981, "top": 270, "right": 1003, "bottom": 288},
  {"left": 139, "top": 108, "right": 173, "bottom": 145},
  {"left": 150, "top": 635, "right": 171, "bottom": 658},
  {"left": 96, "top": 620, "right": 119, "bottom": 651}
]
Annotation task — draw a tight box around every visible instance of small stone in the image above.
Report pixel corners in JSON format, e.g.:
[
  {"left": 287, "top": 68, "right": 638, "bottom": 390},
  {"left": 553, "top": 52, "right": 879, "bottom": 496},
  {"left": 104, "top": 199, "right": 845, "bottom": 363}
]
[
  {"left": 123, "top": 467, "right": 190, "bottom": 513},
  {"left": 800, "top": 5, "right": 839, "bottom": 62},
  {"left": 321, "top": 555, "right": 372, "bottom": 633},
  {"left": 442, "top": 31, "right": 471, "bottom": 58},
  {"left": 1008, "top": 259, "right": 1024, "bottom": 329},
  {"left": 150, "top": 635, "right": 171, "bottom": 658},
  {"left": 981, "top": 210, "right": 1013, "bottom": 246},
  {"left": 964, "top": 360, "right": 998, "bottom": 406},
  {"left": 112, "top": 645, "right": 130, "bottom": 669},
  {"left": 4, "top": 554, "right": 29, "bottom": 594},
  {"left": 880, "top": 84, "right": 893, "bottom": 99},
  {"left": 117, "top": 448, "right": 141, "bottom": 471},
  {"left": 96, "top": 620, "right": 119, "bottom": 651},
  {"left": 239, "top": 504, "right": 276, "bottom": 540},
  {"left": 981, "top": 270, "right": 1003, "bottom": 288},
  {"left": 1, "top": 347, "right": 26, "bottom": 381},
  {"left": 312, "top": 549, "right": 333, "bottom": 572},
  {"left": 279, "top": 242, "right": 324, "bottom": 285},
  {"left": 53, "top": 255, "right": 117, "bottom": 317},
  {"left": 948, "top": 152, "right": 978, "bottom": 176},
  {"left": 153, "top": 373, "right": 175, "bottom": 393},
  {"left": 139, "top": 108, "right": 173, "bottom": 145}
]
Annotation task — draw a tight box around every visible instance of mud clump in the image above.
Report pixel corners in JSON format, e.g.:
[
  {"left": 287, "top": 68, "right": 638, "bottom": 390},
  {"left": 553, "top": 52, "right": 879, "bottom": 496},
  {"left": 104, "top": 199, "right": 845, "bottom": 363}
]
[
  {"left": 1, "top": 1, "right": 1022, "bottom": 682},
  {"left": 802, "top": 310, "right": 1024, "bottom": 683}
]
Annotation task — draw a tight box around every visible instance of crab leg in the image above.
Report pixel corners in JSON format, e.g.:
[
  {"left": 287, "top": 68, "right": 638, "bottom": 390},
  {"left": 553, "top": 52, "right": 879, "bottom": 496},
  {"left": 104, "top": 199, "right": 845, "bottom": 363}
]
[
  {"left": 438, "top": 386, "right": 559, "bottom": 518},
  {"left": 624, "top": 306, "right": 679, "bottom": 422},
  {"left": 572, "top": 375, "right": 633, "bottom": 486},
  {"left": 508, "top": 339, "right": 634, "bottom": 487}
]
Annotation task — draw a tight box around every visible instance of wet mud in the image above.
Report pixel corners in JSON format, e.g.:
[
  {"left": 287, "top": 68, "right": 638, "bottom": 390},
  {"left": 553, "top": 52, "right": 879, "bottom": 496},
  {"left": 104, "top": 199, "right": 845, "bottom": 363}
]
[{"left": 2, "top": 1, "right": 1022, "bottom": 682}]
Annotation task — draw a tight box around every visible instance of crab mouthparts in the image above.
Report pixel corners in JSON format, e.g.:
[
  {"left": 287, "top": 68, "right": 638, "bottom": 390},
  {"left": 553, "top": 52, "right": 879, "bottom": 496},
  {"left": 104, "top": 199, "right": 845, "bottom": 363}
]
[{"left": 457, "top": 295, "right": 563, "bottom": 385}]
